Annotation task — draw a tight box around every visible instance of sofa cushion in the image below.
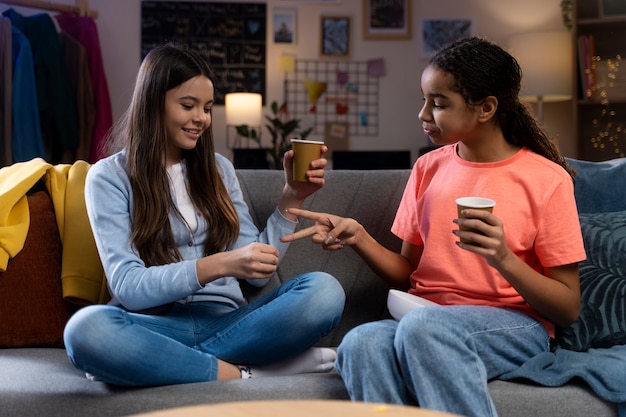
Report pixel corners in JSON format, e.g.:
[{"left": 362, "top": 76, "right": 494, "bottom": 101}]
[
  {"left": 555, "top": 209, "right": 626, "bottom": 351},
  {"left": 566, "top": 157, "right": 626, "bottom": 214},
  {"left": 0, "top": 189, "right": 75, "bottom": 347}
]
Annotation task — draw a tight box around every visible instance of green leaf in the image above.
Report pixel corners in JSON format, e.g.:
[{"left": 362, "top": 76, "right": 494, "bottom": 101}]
[{"left": 235, "top": 125, "right": 249, "bottom": 137}]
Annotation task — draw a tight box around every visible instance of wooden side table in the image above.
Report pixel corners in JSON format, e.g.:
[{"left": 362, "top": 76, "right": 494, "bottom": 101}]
[{"left": 128, "top": 400, "right": 462, "bottom": 417}]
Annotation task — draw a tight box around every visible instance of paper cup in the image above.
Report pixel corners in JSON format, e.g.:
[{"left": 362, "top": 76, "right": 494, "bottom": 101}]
[
  {"left": 455, "top": 197, "right": 496, "bottom": 244},
  {"left": 291, "top": 139, "right": 324, "bottom": 182}
]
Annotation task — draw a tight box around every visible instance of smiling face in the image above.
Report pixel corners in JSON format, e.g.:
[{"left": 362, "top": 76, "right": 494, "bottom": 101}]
[
  {"left": 164, "top": 75, "right": 214, "bottom": 166},
  {"left": 418, "top": 65, "right": 481, "bottom": 147}
]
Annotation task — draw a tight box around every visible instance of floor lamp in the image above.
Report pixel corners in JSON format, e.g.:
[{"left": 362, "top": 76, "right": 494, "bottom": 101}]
[{"left": 509, "top": 31, "right": 573, "bottom": 124}]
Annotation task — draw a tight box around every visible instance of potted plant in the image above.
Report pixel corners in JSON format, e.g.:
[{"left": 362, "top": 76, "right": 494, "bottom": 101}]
[
  {"left": 236, "top": 101, "right": 312, "bottom": 169},
  {"left": 561, "top": 0, "right": 573, "bottom": 30},
  {"left": 264, "top": 101, "right": 313, "bottom": 169}
]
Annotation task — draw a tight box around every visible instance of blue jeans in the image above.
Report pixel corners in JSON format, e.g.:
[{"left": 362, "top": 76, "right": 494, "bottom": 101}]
[
  {"left": 335, "top": 305, "right": 549, "bottom": 417},
  {"left": 64, "top": 272, "right": 345, "bottom": 386}
]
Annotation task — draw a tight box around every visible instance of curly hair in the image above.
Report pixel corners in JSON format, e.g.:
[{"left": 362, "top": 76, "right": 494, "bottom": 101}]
[{"left": 429, "top": 37, "right": 576, "bottom": 179}]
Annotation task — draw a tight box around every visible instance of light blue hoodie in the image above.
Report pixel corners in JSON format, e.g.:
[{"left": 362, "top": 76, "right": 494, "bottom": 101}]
[{"left": 84, "top": 151, "right": 297, "bottom": 312}]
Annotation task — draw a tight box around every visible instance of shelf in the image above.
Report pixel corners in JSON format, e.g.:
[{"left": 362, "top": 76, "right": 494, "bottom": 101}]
[
  {"left": 575, "top": 0, "right": 626, "bottom": 161},
  {"left": 577, "top": 16, "right": 626, "bottom": 25},
  {"left": 578, "top": 100, "right": 626, "bottom": 105}
]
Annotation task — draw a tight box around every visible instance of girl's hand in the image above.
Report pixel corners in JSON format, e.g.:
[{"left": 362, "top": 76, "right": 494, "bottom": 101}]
[
  {"left": 282, "top": 146, "right": 328, "bottom": 201},
  {"left": 280, "top": 208, "right": 362, "bottom": 250},
  {"left": 454, "top": 210, "right": 581, "bottom": 327},
  {"left": 220, "top": 242, "right": 280, "bottom": 280},
  {"left": 453, "top": 209, "right": 512, "bottom": 268}
]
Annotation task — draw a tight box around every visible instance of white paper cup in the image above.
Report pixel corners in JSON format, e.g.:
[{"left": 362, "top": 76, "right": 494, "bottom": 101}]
[{"left": 455, "top": 197, "right": 496, "bottom": 244}]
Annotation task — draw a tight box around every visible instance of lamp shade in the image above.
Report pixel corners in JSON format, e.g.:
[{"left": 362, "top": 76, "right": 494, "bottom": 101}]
[
  {"left": 509, "top": 31, "right": 573, "bottom": 102},
  {"left": 225, "top": 93, "right": 262, "bottom": 126}
]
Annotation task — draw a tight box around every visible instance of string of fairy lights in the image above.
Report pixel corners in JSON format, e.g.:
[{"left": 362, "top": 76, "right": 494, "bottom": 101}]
[{"left": 589, "top": 54, "right": 625, "bottom": 158}]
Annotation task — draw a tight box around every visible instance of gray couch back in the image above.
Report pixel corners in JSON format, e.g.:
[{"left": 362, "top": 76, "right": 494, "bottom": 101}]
[{"left": 236, "top": 169, "right": 411, "bottom": 346}]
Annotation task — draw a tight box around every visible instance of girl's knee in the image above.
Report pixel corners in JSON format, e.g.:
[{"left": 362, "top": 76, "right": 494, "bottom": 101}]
[
  {"left": 308, "top": 271, "right": 344, "bottom": 293},
  {"left": 302, "top": 272, "right": 346, "bottom": 313},
  {"left": 338, "top": 327, "right": 366, "bottom": 356},
  {"left": 338, "top": 321, "right": 397, "bottom": 359},
  {"left": 337, "top": 327, "right": 367, "bottom": 365},
  {"left": 394, "top": 308, "right": 457, "bottom": 348},
  {"left": 64, "top": 305, "right": 121, "bottom": 351}
]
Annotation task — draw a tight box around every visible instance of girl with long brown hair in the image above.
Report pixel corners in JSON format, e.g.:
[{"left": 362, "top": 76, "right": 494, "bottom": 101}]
[{"left": 63, "top": 43, "right": 344, "bottom": 386}]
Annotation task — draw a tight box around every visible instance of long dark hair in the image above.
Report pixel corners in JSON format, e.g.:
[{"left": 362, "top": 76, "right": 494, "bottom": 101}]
[
  {"left": 430, "top": 37, "right": 576, "bottom": 179},
  {"left": 110, "top": 43, "right": 239, "bottom": 266}
]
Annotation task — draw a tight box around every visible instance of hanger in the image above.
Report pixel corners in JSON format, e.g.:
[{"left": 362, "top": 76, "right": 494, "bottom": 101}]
[{"left": 1, "top": 0, "right": 98, "bottom": 18}]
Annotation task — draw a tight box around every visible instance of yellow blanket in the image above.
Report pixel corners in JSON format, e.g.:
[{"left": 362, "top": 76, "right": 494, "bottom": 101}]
[{"left": 0, "top": 158, "right": 109, "bottom": 305}]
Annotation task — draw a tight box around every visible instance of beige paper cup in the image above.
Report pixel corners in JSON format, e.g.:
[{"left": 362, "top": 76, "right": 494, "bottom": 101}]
[
  {"left": 455, "top": 197, "right": 496, "bottom": 244},
  {"left": 291, "top": 139, "right": 324, "bottom": 182}
]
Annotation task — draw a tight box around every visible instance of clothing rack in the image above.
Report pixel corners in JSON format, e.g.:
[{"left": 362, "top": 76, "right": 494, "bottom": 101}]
[{"left": 1, "top": 0, "right": 98, "bottom": 18}]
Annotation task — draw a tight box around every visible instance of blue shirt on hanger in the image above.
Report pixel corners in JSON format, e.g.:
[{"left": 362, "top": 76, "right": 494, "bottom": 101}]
[{"left": 10, "top": 25, "right": 45, "bottom": 163}]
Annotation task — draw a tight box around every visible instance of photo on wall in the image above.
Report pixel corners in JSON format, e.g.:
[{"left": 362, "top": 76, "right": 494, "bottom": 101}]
[
  {"left": 320, "top": 16, "right": 351, "bottom": 57},
  {"left": 362, "top": 0, "right": 411, "bottom": 40},
  {"left": 420, "top": 18, "right": 473, "bottom": 58},
  {"left": 273, "top": 8, "right": 297, "bottom": 44}
]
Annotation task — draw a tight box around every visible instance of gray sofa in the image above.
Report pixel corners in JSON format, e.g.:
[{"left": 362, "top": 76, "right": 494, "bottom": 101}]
[{"left": 1, "top": 156, "right": 625, "bottom": 417}]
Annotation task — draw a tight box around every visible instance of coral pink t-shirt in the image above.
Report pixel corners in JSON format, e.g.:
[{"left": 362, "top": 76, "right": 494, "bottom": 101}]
[{"left": 391, "top": 145, "right": 586, "bottom": 337}]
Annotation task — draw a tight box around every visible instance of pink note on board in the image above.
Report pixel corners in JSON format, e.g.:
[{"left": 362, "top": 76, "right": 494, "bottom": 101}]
[{"left": 367, "top": 58, "right": 386, "bottom": 77}]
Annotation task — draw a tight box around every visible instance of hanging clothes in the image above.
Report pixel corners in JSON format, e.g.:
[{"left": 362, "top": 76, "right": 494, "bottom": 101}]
[
  {"left": 60, "top": 32, "right": 95, "bottom": 162},
  {"left": 8, "top": 23, "right": 45, "bottom": 163},
  {"left": 0, "top": 16, "right": 12, "bottom": 167},
  {"left": 55, "top": 13, "right": 112, "bottom": 163},
  {"left": 3, "top": 9, "right": 79, "bottom": 164}
]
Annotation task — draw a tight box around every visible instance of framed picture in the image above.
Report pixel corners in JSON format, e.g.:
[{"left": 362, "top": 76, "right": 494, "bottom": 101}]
[
  {"left": 320, "top": 16, "right": 351, "bottom": 57},
  {"left": 362, "top": 0, "right": 411, "bottom": 40},
  {"left": 273, "top": 8, "right": 297, "bottom": 44},
  {"left": 421, "top": 18, "right": 473, "bottom": 58}
]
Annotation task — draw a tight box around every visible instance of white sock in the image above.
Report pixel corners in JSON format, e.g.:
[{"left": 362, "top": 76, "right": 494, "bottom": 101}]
[
  {"left": 85, "top": 372, "right": 101, "bottom": 382},
  {"left": 240, "top": 347, "right": 336, "bottom": 379}
]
